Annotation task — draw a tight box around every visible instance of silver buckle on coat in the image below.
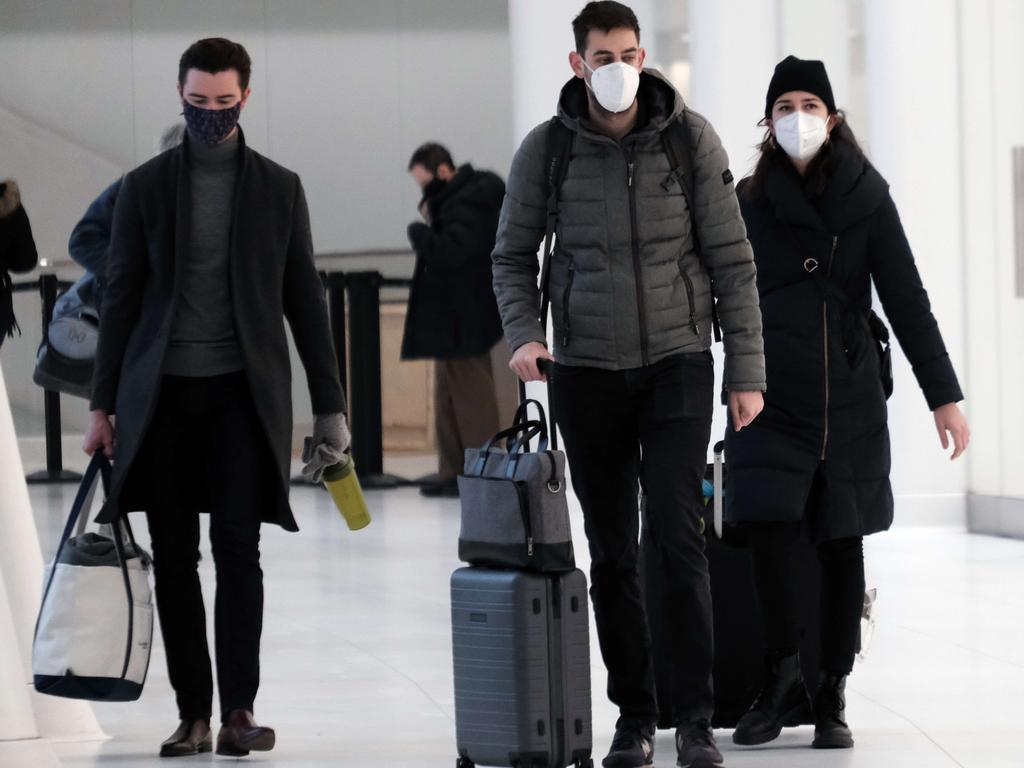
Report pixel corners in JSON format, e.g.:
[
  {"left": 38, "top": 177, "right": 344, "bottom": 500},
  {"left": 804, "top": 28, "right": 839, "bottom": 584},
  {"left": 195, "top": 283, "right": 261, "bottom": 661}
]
[{"left": 804, "top": 258, "right": 820, "bottom": 273}]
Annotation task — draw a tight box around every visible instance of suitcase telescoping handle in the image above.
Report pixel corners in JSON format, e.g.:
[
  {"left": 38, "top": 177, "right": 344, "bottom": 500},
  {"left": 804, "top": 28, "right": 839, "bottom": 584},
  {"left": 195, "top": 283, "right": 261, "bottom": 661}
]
[{"left": 713, "top": 440, "right": 725, "bottom": 540}]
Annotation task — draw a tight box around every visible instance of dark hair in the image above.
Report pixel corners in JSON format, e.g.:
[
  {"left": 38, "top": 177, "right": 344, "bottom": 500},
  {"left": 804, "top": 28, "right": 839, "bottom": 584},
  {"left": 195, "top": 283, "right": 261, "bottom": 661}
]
[
  {"left": 572, "top": 1, "right": 640, "bottom": 54},
  {"left": 408, "top": 143, "right": 455, "bottom": 174},
  {"left": 178, "top": 38, "right": 252, "bottom": 91},
  {"left": 743, "top": 111, "right": 864, "bottom": 201}
]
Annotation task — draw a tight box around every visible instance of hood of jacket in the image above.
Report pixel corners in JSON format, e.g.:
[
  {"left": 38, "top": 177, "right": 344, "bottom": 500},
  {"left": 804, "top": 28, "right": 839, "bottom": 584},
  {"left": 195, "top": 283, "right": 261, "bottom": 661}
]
[
  {"left": 556, "top": 68, "right": 685, "bottom": 140},
  {"left": 761, "top": 140, "right": 889, "bottom": 234}
]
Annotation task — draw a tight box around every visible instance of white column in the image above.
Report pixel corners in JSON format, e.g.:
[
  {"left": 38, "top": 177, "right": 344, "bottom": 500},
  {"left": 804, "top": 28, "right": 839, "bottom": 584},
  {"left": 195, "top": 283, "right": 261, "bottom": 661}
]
[
  {"left": 0, "top": 368, "right": 104, "bottom": 739},
  {"left": 688, "top": 0, "right": 779, "bottom": 179},
  {"left": 0, "top": 561, "right": 38, "bottom": 741},
  {"left": 0, "top": 559, "right": 60, "bottom": 766},
  {"left": 864, "top": 0, "right": 967, "bottom": 523},
  {"left": 777, "top": 0, "right": 851, "bottom": 116},
  {"left": 508, "top": 0, "right": 587, "bottom": 146},
  {"left": 687, "top": 0, "right": 779, "bottom": 452}
]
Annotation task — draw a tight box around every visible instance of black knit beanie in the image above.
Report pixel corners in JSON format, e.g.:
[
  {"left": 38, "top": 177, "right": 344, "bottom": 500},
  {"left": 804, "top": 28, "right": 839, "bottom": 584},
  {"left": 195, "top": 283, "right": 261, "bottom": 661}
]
[{"left": 765, "top": 55, "right": 836, "bottom": 118}]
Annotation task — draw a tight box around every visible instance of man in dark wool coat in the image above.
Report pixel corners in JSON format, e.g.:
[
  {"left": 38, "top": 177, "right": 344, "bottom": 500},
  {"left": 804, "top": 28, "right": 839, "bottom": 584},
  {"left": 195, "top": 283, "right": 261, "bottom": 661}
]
[
  {"left": 404, "top": 142, "right": 508, "bottom": 498},
  {"left": 83, "top": 38, "right": 348, "bottom": 759}
]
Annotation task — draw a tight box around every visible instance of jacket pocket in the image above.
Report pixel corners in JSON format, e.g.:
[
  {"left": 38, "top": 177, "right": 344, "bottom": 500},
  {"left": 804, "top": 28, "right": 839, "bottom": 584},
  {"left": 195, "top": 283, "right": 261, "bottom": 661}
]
[
  {"left": 561, "top": 256, "right": 576, "bottom": 348},
  {"left": 677, "top": 260, "right": 701, "bottom": 340}
]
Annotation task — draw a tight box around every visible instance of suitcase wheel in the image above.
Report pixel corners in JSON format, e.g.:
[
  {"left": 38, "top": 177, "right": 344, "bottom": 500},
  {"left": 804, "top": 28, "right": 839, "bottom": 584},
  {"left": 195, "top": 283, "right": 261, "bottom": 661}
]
[{"left": 456, "top": 759, "right": 474, "bottom": 768}]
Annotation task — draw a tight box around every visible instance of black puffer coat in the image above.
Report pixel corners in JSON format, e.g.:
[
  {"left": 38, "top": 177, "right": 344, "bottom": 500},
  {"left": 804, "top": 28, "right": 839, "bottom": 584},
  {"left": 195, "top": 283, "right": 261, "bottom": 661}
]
[
  {"left": 402, "top": 164, "right": 505, "bottom": 360},
  {"left": 725, "top": 142, "right": 962, "bottom": 541}
]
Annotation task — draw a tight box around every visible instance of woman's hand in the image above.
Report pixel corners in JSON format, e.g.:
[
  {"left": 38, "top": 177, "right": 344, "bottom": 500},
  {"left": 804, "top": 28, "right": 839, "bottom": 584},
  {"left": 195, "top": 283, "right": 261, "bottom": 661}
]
[
  {"left": 729, "top": 391, "right": 765, "bottom": 432},
  {"left": 934, "top": 402, "right": 970, "bottom": 460}
]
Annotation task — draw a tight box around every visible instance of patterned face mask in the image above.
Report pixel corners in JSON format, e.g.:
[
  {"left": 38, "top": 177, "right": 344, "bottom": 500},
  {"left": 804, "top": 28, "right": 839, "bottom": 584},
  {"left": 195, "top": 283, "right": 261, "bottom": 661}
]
[{"left": 181, "top": 101, "right": 242, "bottom": 146}]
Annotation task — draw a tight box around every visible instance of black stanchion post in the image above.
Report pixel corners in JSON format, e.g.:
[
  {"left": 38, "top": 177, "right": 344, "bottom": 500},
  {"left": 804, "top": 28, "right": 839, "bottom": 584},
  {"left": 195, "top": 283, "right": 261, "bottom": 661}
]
[
  {"left": 27, "top": 274, "right": 82, "bottom": 484},
  {"left": 293, "top": 271, "right": 349, "bottom": 486},
  {"left": 346, "top": 271, "right": 404, "bottom": 489},
  {"left": 327, "top": 272, "right": 348, "bottom": 404}
]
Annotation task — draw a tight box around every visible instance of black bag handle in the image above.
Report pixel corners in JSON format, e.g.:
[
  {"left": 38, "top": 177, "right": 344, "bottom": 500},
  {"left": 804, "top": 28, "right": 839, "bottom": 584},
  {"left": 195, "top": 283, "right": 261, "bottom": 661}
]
[{"left": 470, "top": 420, "right": 548, "bottom": 477}]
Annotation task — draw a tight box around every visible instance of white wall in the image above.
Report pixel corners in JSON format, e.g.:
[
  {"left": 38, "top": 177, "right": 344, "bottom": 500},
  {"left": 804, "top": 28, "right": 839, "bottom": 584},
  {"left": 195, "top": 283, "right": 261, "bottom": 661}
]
[
  {"left": 0, "top": 0, "right": 513, "bottom": 255},
  {"left": 962, "top": 0, "right": 1024, "bottom": 530},
  {"left": 0, "top": 0, "right": 513, "bottom": 435},
  {"left": 862, "top": 0, "right": 968, "bottom": 524}
]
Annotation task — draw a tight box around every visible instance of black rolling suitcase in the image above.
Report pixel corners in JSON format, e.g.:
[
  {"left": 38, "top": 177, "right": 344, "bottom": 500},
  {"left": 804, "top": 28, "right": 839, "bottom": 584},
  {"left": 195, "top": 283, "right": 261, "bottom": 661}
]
[{"left": 641, "top": 441, "right": 822, "bottom": 730}]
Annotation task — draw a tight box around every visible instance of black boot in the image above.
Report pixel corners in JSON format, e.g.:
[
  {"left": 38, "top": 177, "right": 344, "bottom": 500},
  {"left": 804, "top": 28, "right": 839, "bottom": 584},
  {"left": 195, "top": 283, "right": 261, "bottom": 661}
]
[
  {"left": 812, "top": 672, "right": 854, "bottom": 749},
  {"left": 732, "top": 652, "right": 812, "bottom": 746}
]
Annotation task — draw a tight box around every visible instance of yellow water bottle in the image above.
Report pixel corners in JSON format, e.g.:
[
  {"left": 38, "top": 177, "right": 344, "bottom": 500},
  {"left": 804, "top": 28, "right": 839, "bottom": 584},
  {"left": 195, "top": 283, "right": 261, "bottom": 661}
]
[{"left": 322, "top": 455, "right": 371, "bottom": 531}]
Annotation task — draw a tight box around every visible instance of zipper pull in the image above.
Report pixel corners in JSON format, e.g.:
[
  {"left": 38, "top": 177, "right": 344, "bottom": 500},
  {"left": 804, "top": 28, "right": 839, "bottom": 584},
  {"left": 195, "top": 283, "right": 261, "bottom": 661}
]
[
  {"left": 627, "top": 162, "right": 635, "bottom": 187},
  {"left": 527, "top": 537, "right": 534, "bottom": 558}
]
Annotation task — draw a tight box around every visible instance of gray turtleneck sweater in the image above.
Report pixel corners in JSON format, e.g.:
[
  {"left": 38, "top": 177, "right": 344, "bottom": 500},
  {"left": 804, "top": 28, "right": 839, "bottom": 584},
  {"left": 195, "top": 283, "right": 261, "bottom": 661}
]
[{"left": 162, "top": 130, "right": 244, "bottom": 377}]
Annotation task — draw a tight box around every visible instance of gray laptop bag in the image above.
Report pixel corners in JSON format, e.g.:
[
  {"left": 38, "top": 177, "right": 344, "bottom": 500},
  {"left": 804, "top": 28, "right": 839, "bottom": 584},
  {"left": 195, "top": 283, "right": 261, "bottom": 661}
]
[{"left": 458, "top": 400, "right": 574, "bottom": 572}]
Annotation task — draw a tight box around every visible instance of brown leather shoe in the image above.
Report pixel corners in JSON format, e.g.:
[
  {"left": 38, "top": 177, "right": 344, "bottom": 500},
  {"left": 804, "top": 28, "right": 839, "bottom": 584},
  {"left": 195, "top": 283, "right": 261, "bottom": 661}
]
[
  {"left": 216, "top": 710, "right": 276, "bottom": 757},
  {"left": 159, "top": 719, "right": 212, "bottom": 758}
]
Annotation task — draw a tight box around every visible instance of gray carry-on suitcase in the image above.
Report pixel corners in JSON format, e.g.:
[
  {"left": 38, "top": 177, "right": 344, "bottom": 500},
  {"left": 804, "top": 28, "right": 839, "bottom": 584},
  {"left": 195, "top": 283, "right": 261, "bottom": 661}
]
[{"left": 451, "top": 567, "right": 593, "bottom": 768}]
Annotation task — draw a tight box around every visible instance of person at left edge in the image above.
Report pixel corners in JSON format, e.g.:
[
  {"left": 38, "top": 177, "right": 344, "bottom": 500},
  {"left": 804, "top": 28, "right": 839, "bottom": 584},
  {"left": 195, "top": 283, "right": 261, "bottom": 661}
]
[
  {"left": 82, "top": 37, "right": 349, "bottom": 759},
  {"left": 0, "top": 178, "right": 38, "bottom": 348}
]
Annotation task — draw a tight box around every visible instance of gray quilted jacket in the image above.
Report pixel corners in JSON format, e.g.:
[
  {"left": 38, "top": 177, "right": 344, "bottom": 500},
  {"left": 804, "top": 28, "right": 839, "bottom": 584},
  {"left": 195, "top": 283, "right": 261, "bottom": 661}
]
[{"left": 492, "top": 70, "right": 766, "bottom": 391}]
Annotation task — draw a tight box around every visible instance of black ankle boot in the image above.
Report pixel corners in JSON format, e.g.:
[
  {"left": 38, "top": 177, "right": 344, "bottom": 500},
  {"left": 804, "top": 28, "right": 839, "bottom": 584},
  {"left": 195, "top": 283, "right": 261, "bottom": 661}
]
[
  {"left": 812, "top": 672, "right": 854, "bottom": 749},
  {"left": 732, "top": 652, "right": 812, "bottom": 746}
]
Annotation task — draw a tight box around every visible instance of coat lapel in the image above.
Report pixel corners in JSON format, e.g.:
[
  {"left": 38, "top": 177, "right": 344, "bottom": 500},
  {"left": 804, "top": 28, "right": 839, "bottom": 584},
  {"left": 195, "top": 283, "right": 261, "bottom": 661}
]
[{"left": 228, "top": 127, "right": 252, "bottom": 307}]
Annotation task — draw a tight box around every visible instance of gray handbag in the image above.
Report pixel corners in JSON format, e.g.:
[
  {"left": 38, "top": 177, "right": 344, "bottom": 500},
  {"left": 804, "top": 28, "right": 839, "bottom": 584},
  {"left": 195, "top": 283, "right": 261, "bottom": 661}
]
[{"left": 458, "top": 399, "right": 575, "bottom": 572}]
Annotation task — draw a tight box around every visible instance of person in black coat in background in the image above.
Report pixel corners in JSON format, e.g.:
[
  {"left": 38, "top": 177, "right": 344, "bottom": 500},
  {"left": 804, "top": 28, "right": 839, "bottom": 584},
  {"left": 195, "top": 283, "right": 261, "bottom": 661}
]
[
  {"left": 0, "top": 179, "right": 38, "bottom": 348},
  {"left": 727, "top": 57, "right": 971, "bottom": 751},
  {"left": 68, "top": 124, "right": 186, "bottom": 306},
  {"left": 405, "top": 143, "right": 507, "bottom": 497}
]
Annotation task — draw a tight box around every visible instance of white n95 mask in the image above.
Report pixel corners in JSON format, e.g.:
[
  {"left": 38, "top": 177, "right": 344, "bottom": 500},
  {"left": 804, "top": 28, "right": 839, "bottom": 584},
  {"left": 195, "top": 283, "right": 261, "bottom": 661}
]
[
  {"left": 584, "top": 61, "right": 641, "bottom": 114},
  {"left": 773, "top": 111, "right": 830, "bottom": 161}
]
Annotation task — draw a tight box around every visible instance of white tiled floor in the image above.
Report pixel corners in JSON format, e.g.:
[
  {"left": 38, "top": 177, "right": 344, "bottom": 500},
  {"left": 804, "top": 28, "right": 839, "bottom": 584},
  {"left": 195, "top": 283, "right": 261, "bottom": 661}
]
[{"left": 11, "top": 456, "right": 1024, "bottom": 768}]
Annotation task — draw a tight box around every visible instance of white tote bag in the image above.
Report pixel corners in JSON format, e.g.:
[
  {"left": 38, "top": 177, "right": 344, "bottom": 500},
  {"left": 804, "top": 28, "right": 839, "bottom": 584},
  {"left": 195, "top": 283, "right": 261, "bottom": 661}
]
[{"left": 33, "top": 453, "right": 153, "bottom": 701}]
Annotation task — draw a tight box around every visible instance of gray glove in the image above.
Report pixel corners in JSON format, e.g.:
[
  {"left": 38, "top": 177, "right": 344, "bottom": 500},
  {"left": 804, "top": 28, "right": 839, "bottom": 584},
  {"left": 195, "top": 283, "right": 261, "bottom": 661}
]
[{"left": 301, "top": 413, "right": 351, "bottom": 483}]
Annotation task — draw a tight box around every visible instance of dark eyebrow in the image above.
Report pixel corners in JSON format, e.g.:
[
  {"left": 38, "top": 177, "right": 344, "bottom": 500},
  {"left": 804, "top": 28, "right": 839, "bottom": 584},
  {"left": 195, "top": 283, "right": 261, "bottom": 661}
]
[
  {"left": 592, "top": 47, "right": 638, "bottom": 56},
  {"left": 186, "top": 92, "right": 236, "bottom": 99}
]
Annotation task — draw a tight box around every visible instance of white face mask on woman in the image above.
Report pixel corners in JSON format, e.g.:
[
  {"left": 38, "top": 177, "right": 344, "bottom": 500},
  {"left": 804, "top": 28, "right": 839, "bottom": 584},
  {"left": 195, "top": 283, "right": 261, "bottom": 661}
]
[
  {"left": 583, "top": 61, "right": 641, "bottom": 114},
  {"left": 773, "top": 111, "right": 830, "bottom": 161}
]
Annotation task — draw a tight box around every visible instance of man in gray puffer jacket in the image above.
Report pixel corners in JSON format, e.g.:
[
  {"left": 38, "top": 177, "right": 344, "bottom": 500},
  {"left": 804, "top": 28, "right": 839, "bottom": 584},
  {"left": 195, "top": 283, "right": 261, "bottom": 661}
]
[{"left": 492, "top": 4, "right": 765, "bottom": 767}]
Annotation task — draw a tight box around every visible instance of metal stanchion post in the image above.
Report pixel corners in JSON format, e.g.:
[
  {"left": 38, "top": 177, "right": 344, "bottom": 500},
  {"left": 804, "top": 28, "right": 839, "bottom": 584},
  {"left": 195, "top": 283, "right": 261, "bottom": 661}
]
[
  {"left": 26, "top": 275, "right": 81, "bottom": 484},
  {"left": 346, "top": 271, "right": 406, "bottom": 489},
  {"left": 293, "top": 271, "right": 350, "bottom": 486},
  {"left": 327, "top": 272, "right": 348, "bottom": 404}
]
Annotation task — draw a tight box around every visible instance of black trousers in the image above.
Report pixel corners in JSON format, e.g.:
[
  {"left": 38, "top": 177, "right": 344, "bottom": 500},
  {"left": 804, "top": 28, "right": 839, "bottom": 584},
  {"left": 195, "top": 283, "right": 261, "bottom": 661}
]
[
  {"left": 746, "top": 521, "right": 864, "bottom": 675},
  {"left": 138, "top": 372, "right": 274, "bottom": 723},
  {"left": 553, "top": 352, "right": 715, "bottom": 725}
]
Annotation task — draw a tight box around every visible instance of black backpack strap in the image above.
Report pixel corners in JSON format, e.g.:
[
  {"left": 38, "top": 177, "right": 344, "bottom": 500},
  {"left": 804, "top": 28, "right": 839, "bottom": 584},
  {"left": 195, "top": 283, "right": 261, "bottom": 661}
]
[
  {"left": 540, "top": 117, "right": 574, "bottom": 331},
  {"left": 661, "top": 112, "right": 723, "bottom": 342}
]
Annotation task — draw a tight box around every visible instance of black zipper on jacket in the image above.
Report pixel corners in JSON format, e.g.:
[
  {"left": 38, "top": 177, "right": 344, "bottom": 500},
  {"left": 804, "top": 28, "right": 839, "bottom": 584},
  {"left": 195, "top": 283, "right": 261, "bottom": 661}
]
[
  {"left": 679, "top": 261, "right": 701, "bottom": 339},
  {"left": 821, "top": 235, "right": 838, "bottom": 461},
  {"left": 562, "top": 256, "right": 576, "bottom": 348},
  {"left": 626, "top": 144, "right": 650, "bottom": 366}
]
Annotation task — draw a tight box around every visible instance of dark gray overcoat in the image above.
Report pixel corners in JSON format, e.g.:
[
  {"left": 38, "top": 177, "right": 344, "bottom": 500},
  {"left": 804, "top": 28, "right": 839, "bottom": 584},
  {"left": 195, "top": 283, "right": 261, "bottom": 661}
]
[{"left": 91, "top": 128, "right": 345, "bottom": 531}]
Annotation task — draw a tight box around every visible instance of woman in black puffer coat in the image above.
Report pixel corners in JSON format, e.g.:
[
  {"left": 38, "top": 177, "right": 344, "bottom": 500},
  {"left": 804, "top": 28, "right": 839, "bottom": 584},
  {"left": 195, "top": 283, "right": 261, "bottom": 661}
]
[
  {"left": 726, "top": 57, "right": 970, "bottom": 751},
  {"left": 0, "top": 179, "right": 39, "bottom": 348}
]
